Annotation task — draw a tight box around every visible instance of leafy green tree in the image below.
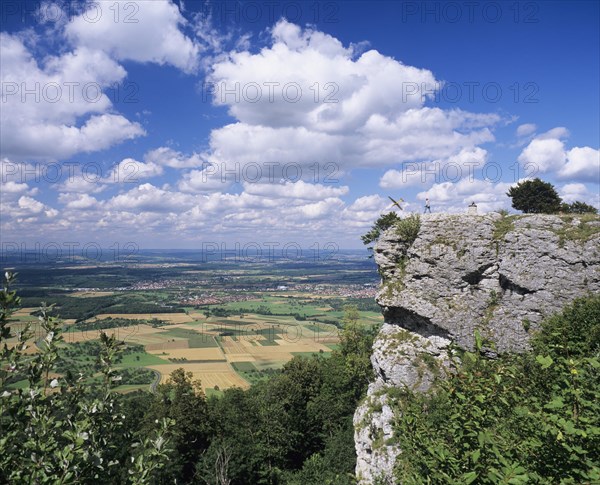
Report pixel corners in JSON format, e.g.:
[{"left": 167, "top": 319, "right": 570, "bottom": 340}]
[
  {"left": 507, "top": 178, "right": 562, "bottom": 213},
  {"left": 361, "top": 212, "right": 400, "bottom": 247},
  {"left": 0, "top": 272, "right": 172, "bottom": 483},
  {"left": 142, "top": 368, "right": 211, "bottom": 482},
  {"left": 560, "top": 200, "right": 598, "bottom": 214}
]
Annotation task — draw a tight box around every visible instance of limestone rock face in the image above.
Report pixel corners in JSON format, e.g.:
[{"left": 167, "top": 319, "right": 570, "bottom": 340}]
[{"left": 355, "top": 213, "right": 600, "bottom": 484}]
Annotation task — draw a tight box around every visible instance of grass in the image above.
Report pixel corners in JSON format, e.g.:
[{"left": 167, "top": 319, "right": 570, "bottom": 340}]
[
  {"left": 428, "top": 236, "right": 459, "bottom": 251},
  {"left": 158, "top": 328, "right": 201, "bottom": 339},
  {"left": 231, "top": 361, "right": 281, "bottom": 385},
  {"left": 6, "top": 379, "right": 30, "bottom": 389},
  {"left": 493, "top": 214, "right": 519, "bottom": 241},
  {"left": 231, "top": 361, "right": 257, "bottom": 372},
  {"left": 554, "top": 214, "right": 600, "bottom": 247},
  {"left": 188, "top": 335, "right": 219, "bottom": 348},
  {"left": 291, "top": 351, "right": 331, "bottom": 359},
  {"left": 205, "top": 388, "right": 224, "bottom": 398},
  {"left": 112, "top": 384, "right": 148, "bottom": 393}
]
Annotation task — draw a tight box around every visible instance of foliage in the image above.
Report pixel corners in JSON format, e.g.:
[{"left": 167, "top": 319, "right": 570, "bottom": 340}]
[
  {"left": 74, "top": 316, "right": 167, "bottom": 331},
  {"left": 361, "top": 212, "right": 400, "bottom": 246},
  {"left": 394, "top": 214, "right": 421, "bottom": 244},
  {"left": 560, "top": 201, "right": 598, "bottom": 214},
  {"left": 21, "top": 293, "right": 183, "bottom": 322},
  {"left": 141, "top": 368, "right": 211, "bottom": 482},
  {"left": 507, "top": 178, "right": 562, "bottom": 214},
  {"left": 392, "top": 296, "right": 600, "bottom": 484},
  {"left": 0, "top": 272, "right": 172, "bottom": 483}
]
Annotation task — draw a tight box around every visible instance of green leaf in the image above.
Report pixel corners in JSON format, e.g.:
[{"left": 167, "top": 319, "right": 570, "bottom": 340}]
[
  {"left": 460, "top": 471, "right": 478, "bottom": 484},
  {"left": 474, "top": 330, "right": 482, "bottom": 351},
  {"left": 545, "top": 397, "right": 564, "bottom": 409},
  {"left": 536, "top": 355, "right": 554, "bottom": 369}
]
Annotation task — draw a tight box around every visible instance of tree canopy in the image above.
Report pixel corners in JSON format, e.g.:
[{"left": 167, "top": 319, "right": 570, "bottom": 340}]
[
  {"left": 561, "top": 201, "right": 598, "bottom": 214},
  {"left": 507, "top": 178, "right": 562, "bottom": 214}
]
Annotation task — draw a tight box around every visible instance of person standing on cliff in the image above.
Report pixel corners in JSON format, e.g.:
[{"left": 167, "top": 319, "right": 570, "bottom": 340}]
[{"left": 424, "top": 198, "right": 431, "bottom": 213}]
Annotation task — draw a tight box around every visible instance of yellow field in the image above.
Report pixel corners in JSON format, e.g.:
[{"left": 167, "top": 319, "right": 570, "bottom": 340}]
[
  {"left": 12, "top": 307, "right": 37, "bottom": 316},
  {"left": 148, "top": 363, "right": 250, "bottom": 391},
  {"left": 148, "top": 348, "right": 225, "bottom": 361},
  {"left": 146, "top": 339, "right": 189, "bottom": 351},
  {"left": 5, "top": 306, "right": 339, "bottom": 394}
]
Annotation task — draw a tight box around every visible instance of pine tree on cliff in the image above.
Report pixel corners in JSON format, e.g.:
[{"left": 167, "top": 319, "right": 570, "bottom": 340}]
[{"left": 507, "top": 178, "right": 562, "bottom": 214}]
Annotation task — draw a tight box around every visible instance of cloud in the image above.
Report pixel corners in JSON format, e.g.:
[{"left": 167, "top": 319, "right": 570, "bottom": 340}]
[
  {"left": 559, "top": 146, "right": 600, "bottom": 181},
  {"left": 144, "top": 147, "right": 205, "bottom": 169},
  {"left": 107, "top": 183, "right": 198, "bottom": 212},
  {"left": 559, "top": 183, "right": 599, "bottom": 208},
  {"left": 58, "top": 192, "right": 100, "bottom": 210},
  {"left": 379, "top": 147, "right": 488, "bottom": 189},
  {"left": 2, "top": 1, "right": 201, "bottom": 162},
  {"left": 204, "top": 20, "right": 501, "bottom": 175},
  {"left": 559, "top": 183, "right": 587, "bottom": 202},
  {"left": 242, "top": 180, "right": 349, "bottom": 200},
  {"left": 341, "top": 194, "right": 392, "bottom": 227},
  {"left": 516, "top": 123, "right": 537, "bottom": 137},
  {"left": 57, "top": 175, "right": 107, "bottom": 194},
  {"left": 518, "top": 138, "right": 567, "bottom": 173},
  {"left": 177, "top": 168, "right": 234, "bottom": 193},
  {"left": 0, "top": 33, "right": 145, "bottom": 160},
  {"left": 17, "top": 195, "right": 58, "bottom": 218},
  {"left": 0, "top": 181, "right": 37, "bottom": 195},
  {"left": 65, "top": 0, "right": 201, "bottom": 73},
  {"left": 419, "top": 178, "right": 514, "bottom": 213},
  {"left": 518, "top": 128, "right": 599, "bottom": 182},
  {"left": 106, "top": 158, "right": 164, "bottom": 182},
  {"left": 536, "top": 127, "right": 569, "bottom": 140}
]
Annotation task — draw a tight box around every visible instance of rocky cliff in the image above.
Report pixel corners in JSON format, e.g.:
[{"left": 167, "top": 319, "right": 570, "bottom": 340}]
[{"left": 354, "top": 212, "right": 600, "bottom": 484}]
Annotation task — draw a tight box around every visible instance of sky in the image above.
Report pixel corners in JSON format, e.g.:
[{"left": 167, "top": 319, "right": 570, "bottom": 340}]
[{"left": 1, "top": 0, "right": 599, "bottom": 255}]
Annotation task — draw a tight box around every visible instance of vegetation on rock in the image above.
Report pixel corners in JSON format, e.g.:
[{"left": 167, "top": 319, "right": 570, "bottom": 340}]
[{"left": 392, "top": 295, "right": 600, "bottom": 484}]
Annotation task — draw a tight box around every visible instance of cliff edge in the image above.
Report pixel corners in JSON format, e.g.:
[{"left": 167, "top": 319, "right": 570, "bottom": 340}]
[{"left": 354, "top": 212, "right": 600, "bottom": 484}]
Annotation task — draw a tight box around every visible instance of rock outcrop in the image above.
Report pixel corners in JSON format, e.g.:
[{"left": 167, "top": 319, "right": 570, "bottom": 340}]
[{"left": 354, "top": 213, "right": 600, "bottom": 484}]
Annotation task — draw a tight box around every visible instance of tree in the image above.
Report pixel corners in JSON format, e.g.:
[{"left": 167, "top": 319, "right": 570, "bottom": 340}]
[
  {"left": 560, "top": 200, "right": 598, "bottom": 214},
  {"left": 361, "top": 212, "right": 400, "bottom": 246},
  {"left": 507, "top": 178, "right": 562, "bottom": 213},
  {"left": 0, "top": 273, "right": 172, "bottom": 483},
  {"left": 142, "top": 368, "right": 211, "bottom": 482}
]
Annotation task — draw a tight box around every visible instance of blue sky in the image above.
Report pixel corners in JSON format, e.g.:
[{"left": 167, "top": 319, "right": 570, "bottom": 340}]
[{"left": 1, "top": 0, "right": 598, "bottom": 253}]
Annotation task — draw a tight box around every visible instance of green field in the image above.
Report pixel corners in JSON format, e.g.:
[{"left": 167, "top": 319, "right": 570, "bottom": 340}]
[{"left": 116, "top": 351, "right": 170, "bottom": 367}]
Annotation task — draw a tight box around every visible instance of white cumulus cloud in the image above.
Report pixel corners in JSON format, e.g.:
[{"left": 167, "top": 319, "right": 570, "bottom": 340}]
[{"left": 65, "top": 0, "right": 201, "bottom": 73}]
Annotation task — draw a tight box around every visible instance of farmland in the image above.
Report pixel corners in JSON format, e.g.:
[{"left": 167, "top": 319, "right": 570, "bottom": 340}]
[{"left": 2, "top": 249, "right": 382, "bottom": 393}]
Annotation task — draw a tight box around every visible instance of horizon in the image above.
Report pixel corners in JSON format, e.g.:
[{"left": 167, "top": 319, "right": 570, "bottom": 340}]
[{"left": 1, "top": 0, "right": 599, "bottom": 249}]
